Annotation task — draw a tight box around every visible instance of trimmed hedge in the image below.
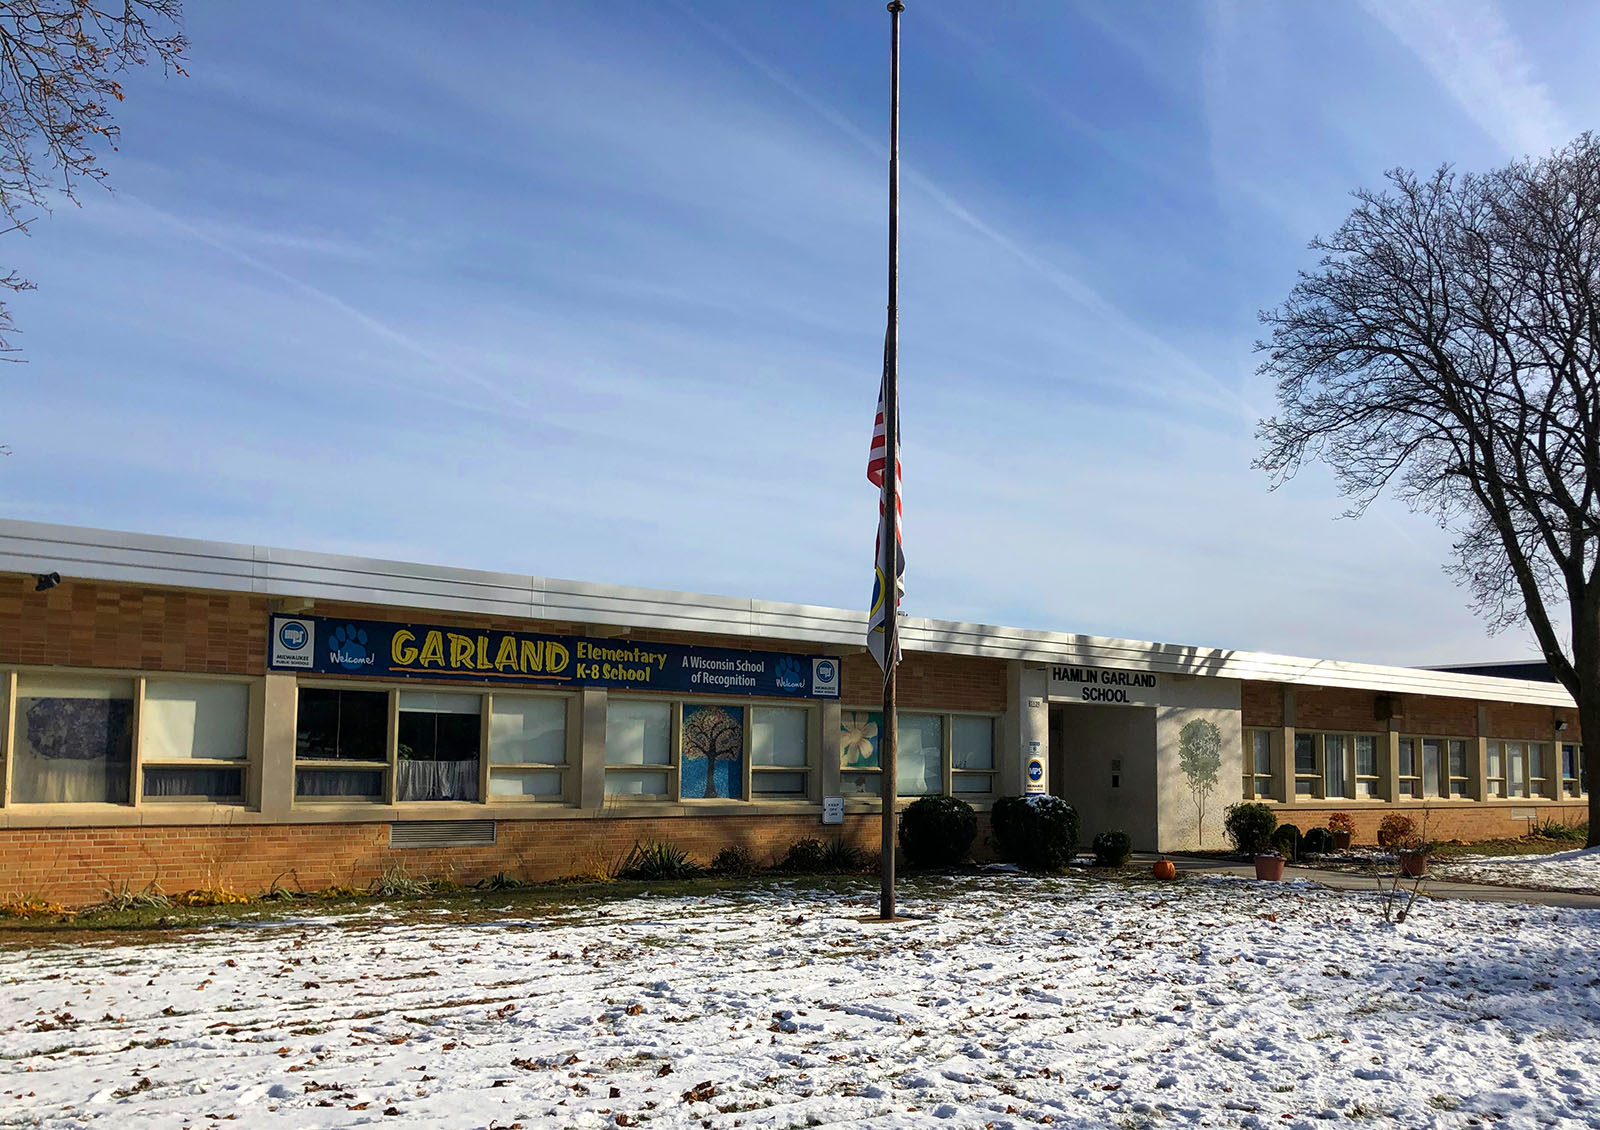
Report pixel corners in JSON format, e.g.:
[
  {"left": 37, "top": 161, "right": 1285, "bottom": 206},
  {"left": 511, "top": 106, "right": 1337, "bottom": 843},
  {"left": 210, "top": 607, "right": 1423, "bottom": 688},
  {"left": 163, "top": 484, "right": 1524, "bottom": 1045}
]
[
  {"left": 1301, "top": 827, "right": 1335, "bottom": 855},
  {"left": 1091, "top": 830, "right": 1133, "bottom": 867},
  {"left": 898, "top": 796, "right": 977, "bottom": 868},
  {"left": 1272, "top": 823, "right": 1302, "bottom": 861},
  {"left": 991, "top": 795, "right": 1080, "bottom": 871}
]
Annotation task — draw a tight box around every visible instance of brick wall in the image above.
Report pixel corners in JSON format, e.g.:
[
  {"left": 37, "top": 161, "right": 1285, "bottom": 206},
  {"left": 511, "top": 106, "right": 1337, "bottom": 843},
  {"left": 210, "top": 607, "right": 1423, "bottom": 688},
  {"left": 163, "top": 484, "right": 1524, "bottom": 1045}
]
[
  {"left": 0, "top": 813, "right": 997, "bottom": 907},
  {"left": 840, "top": 651, "right": 1006, "bottom": 713},
  {"left": 1241, "top": 681, "right": 1282, "bottom": 727},
  {"left": 0, "top": 575, "right": 267, "bottom": 674},
  {"left": 1272, "top": 801, "right": 1586, "bottom": 846}
]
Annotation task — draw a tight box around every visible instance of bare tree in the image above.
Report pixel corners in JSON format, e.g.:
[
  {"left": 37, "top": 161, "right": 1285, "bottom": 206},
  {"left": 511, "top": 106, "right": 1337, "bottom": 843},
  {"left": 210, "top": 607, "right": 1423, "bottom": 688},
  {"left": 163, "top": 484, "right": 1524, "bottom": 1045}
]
[
  {"left": 0, "top": 0, "right": 185, "bottom": 355},
  {"left": 1257, "top": 133, "right": 1600, "bottom": 844}
]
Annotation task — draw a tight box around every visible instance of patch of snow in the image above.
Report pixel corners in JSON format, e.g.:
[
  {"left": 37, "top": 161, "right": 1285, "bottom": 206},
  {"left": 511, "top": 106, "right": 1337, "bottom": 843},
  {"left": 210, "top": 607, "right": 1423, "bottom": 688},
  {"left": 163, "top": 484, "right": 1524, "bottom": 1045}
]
[
  {"left": 1436, "top": 845, "right": 1600, "bottom": 894},
  {"left": 1, "top": 876, "right": 1598, "bottom": 1128}
]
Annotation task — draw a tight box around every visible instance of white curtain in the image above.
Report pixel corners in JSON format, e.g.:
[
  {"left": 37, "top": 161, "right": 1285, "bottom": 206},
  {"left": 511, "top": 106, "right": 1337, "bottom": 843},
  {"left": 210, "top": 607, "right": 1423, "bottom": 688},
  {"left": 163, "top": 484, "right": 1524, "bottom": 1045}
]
[{"left": 397, "top": 758, "right": 479, "bottom": 801}]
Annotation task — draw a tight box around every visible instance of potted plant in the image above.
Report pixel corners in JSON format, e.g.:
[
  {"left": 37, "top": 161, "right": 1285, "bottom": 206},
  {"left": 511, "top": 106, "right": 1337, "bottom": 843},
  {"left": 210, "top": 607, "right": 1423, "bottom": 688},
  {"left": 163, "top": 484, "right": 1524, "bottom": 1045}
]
[
  {"left": 1252, "top": 846, "right": 1286, "bottom": 881},
  {"left": 1397, "top": 836, "right": 1434, "bottom": 877},
  {"left": 1327, "top": 812, "right": 1355, "bottom": 851}
]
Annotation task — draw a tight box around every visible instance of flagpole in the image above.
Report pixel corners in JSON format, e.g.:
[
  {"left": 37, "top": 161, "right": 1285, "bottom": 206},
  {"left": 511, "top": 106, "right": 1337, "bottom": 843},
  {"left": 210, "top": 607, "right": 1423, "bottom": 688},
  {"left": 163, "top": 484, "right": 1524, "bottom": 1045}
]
[{"left": 879, "top": 0, "right": 903, "bottom": 922}]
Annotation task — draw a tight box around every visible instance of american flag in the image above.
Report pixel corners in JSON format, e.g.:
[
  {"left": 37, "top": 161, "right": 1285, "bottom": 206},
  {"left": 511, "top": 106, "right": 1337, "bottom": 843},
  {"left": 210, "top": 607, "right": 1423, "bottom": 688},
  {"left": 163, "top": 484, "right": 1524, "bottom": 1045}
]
[{"left": 868, "top": 355, "right": 904, "bottom": 673}]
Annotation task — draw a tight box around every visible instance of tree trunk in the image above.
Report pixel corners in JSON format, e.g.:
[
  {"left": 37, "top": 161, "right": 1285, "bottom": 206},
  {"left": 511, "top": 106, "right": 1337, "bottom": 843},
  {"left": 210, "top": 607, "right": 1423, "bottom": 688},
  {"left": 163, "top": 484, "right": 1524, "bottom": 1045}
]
[{"left": 1577, "top": 594, "right": 1600, "bottom": 848}]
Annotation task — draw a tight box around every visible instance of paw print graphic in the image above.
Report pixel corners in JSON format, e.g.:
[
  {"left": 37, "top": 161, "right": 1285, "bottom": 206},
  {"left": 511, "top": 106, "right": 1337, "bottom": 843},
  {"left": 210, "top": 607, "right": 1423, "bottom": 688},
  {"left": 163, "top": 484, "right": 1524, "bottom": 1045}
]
[
  {"left": 774, "top": 655, "right": 804, "bottom": 692},
  {"left": 330, "top": 624, "right": 370, "bottom": 670}
]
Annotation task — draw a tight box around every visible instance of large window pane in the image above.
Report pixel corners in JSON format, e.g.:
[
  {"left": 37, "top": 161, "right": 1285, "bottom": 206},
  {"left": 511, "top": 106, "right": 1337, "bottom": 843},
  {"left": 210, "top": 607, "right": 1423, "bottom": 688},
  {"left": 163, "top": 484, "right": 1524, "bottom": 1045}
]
[
  {"left": 1354, "top": 735, "right": 1376, "bottom": 777},
  {"left": 1507, "top": 742, "right": 1526, "bottom": 797},
  {"left": 1422, "top": 740, "right": 1442, "bottom": 798},
  {"left": 606, "top": 701, "right": 670, "bottom": 765},
  {"left": 753, "top": 707, "right": 808, "bottom": 767},
  {"left": 605, "top": 770, "right": 669, "bottom": 796},
  {"left": 143, "top": 681, "right": 248, "bottom": 760},
  {"left": 489, "top": 770, "right": 563, "bottom": 798},
  {"left": 952, "top": 716, "right": 994, "bottom": 771},
  {"left": 898, "top": 713, "right": 943, "bottom": 796},
  {"left": 1294, "top": 734, "right": 1316, "bottom": 774},
  {"left": 12, "top": 677, "right": 134, "bottom": 804},
  {"left": 753, "top": 771, "right": 807, "bottom": 795},
  {"left": 1252, "top": 731, "right": 1272, "bottom": 776},
  {"left": 1324, "top": 734, "right": 1348, "bottom": 798},
  {"left": 397, "top": 692, "right": 481, "bottom": 802},
  {"left": 296, "top": 688, "right": 387, "bottom": 761},
  {"left": 681, "top": 704, "right": 744, "bottom": 799},
  {"left": 489, "top": 696, "right": 567, "bottom": 764}
]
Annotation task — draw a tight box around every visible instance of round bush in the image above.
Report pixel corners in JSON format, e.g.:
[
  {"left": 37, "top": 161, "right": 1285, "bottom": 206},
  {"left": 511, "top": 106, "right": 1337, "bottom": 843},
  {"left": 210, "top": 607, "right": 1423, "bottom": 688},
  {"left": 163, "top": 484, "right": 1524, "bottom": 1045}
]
[
  {"left": 1301, "top": 827, "right": 1335, "bottom": 855},
  {"left": 1272, "top": 823, "right": 1302, "bottom": 860},
  {"left": 898, "top": 796, "right": 977, "bottom": 868},
  {"left": 780, "top": 837, "right": 828, "bottom": 872},
  {"left": 990, "top": 795, "right": 1080, "bottom": 871},
  {"left": 1091, "top": 830, "right": 1133, "bottom": 867},
  {"left": 1223, "top": 802, "right": 1278, "bottom": 854}
]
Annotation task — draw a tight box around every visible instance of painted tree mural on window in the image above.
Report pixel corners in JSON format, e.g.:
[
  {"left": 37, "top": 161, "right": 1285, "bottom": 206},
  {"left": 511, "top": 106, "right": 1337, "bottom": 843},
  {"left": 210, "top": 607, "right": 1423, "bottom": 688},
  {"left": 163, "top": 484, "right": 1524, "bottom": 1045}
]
[
  {"left": 681, "top": 705, "right": 744, "bottom": 799},
  {"left": 1179, "top": 718, "right": 1223, "bottom": 845}
]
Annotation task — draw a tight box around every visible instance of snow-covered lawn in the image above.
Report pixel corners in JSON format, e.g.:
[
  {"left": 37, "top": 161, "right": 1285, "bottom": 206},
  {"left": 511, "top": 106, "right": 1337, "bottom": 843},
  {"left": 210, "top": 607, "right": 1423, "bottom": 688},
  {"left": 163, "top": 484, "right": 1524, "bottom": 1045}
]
[
  {"left": 4, "top": 875, "right": 1600, "bottom": 1129},
  {"left": 1436, "top": 845, "right": 1600, "bottom": 895}
]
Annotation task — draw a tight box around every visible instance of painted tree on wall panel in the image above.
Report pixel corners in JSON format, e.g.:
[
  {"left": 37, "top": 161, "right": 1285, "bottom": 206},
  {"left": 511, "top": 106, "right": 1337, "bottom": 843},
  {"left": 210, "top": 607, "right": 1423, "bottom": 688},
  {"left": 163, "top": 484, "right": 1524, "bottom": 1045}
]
[{"left": 1180, "top": 719, "right": 1223, "bottom": 846}]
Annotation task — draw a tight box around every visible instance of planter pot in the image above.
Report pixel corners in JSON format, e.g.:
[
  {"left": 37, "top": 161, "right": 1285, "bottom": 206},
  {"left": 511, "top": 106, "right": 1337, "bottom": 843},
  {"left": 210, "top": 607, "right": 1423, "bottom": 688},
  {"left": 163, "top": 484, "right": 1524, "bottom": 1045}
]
[
  {"left": 1398, "top": 850, "right": 1429, "bottom": 878},
  {"left": 1332, "top": 831, "right": 1353, "bottom": 851},
  {"left": 1253, "top": 854, "right": 1286, "bottom": 881}
]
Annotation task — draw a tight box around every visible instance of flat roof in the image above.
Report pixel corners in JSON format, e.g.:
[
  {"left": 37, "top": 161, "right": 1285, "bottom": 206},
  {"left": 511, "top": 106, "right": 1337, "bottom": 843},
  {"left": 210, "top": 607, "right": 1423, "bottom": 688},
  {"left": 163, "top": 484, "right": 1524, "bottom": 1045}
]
[{"left": 0, "top": 518, "right": 1574, "bottom": 709}]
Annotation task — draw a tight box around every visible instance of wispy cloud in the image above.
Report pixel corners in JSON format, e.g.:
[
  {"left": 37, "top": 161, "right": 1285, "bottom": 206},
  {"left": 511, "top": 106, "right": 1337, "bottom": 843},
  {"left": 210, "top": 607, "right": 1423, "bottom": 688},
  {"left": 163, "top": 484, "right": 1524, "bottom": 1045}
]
[{"left": 1360, "top": 0, "right": 1568, "bottom": 157}]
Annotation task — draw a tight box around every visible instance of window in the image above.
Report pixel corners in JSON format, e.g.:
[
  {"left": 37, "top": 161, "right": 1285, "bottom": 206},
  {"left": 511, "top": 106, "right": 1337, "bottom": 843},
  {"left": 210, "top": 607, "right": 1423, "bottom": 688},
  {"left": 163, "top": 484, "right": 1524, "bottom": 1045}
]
[
  {"left": 839, "top": 709, "right": 994, "bottom": 798},
  {"left": 1245, "top": 730, "right": 1272, "bottom": 799},
  {"left": 488, "top": 695, "right": 567, "bottom": 799},
  {"left": 1562, "top": 743, "right": 1583, "bottom": 797},
  {"left": 1507, "top": 741, "right": 1527, "bottom": 798},
  {"left": 11, "top": 676, "right": 134, "bottom": 804},
  {"left": 605, "top": 699, "right": 672, "bottom": 797},
  {"left": 752, "top": 706, "right": 808, "bottom": 796},
  {"left": 1529, "top": 742, "right": 1549, "bottom": 798},
  {"left": 397, "top": 691, "right": 481, "bottom": 802},
  {"left": 682, "top": 704, "right": 745, "bottom": 799},
  {"left": 951, "top": 716, "right": 995, "bottom": 794},
  {"left": 1487, "top": 741, "right": 1506, "bottom": 797},
  {"left": 1294, "top": 733, "right": 1317, "bottom": 796},
  {"left": 1323, "top": 734, "right": 1349, "bottom": 799},
  {"left": 1397, "top": 738, "right": 1420, "bottom": 798},
  {"left": 1446, "top": 739, "right": 1469, "bottom": 797},
  {"left": 295, "top": 687, "right": 388, "bottom": 799},
  {"left": 141, "top": 680, "right": 248, "bottom": 802},
  {"left": 1354, "top": 735, "right": 1379, "bottom": 798},
  {"left": 1421, "top": 739, "right": 1443, "bottom": 798}
]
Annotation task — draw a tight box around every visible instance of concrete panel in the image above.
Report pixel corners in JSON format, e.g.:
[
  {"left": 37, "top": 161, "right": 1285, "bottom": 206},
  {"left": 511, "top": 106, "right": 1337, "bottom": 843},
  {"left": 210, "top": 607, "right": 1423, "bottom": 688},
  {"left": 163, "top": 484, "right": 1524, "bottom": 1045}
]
[{"left": 1154, "top": 675, "right": 1244, "bottom": 851}]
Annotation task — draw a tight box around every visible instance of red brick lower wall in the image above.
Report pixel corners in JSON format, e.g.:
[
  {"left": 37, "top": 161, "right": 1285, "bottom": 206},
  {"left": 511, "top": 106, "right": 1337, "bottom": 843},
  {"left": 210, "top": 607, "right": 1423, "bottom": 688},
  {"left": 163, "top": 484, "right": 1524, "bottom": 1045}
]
[
  {"left": 1268, "top": 801, "right": 1587, "bottom": 845},
  {"left": 1, "top": 814, "right": 998, "bottom": 907}
]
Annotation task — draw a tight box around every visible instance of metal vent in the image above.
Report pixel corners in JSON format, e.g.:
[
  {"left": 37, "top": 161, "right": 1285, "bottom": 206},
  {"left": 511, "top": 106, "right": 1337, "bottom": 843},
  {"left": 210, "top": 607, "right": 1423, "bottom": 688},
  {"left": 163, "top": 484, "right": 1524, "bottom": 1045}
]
[{"left": 389, "top": 820, "right": 496, "bottom": 849}]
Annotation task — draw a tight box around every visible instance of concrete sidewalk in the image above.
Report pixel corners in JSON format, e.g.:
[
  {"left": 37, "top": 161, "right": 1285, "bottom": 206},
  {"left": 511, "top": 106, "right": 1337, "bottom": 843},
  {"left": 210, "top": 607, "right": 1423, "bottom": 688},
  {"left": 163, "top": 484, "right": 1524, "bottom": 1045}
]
[{"left": 1138, "top": 852, "right": 1600, "bottom": 910}]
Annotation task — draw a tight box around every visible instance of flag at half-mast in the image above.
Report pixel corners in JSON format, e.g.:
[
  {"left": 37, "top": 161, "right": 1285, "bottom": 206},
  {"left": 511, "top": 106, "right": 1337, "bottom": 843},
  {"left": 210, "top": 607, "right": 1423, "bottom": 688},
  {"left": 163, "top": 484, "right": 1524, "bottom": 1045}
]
[{"left": 867, "top": 353, "right": 904, "bottom": 672}]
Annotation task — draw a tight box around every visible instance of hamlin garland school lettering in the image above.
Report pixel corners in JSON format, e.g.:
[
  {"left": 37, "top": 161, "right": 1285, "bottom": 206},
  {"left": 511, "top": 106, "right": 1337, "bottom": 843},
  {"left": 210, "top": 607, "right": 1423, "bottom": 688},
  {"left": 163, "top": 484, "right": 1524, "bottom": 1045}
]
[
  {"left": 1050, "top": 664, "right": 1159, "bottom": 705},
  {"left": 269, "top": 614, "right": 842, "bottom": 698}
]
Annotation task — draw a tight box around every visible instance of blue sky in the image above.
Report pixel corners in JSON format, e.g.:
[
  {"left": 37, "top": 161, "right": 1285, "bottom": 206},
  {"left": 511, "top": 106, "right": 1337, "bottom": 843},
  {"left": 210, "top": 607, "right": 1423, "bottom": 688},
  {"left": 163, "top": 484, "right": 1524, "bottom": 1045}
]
[{"left": 4, "top": 0, "right": 1596, "bottom": 665}]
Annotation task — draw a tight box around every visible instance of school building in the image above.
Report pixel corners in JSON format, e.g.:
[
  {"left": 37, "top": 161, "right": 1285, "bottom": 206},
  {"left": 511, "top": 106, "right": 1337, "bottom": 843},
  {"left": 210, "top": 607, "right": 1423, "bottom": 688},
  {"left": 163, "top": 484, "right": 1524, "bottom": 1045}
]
[{"left": 0, "top": 520, "right": 1585, "bottom": 904}]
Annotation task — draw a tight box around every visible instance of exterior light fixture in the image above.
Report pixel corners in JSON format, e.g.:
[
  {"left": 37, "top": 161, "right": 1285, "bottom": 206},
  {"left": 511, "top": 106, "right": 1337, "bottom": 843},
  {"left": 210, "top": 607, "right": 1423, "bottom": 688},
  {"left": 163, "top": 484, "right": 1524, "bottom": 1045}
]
[{"left": 33, "top": 572, "right": 60, "bottom": 592}]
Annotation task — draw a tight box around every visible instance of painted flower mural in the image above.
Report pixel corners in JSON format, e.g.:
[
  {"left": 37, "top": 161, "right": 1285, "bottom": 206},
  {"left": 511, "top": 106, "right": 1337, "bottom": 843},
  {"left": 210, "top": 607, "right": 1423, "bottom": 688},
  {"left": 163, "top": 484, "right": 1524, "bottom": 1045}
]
[
  {"left": 681, "top": 705, "right": 744, "bottom": 799},
  {"left": 840, "top": 711, "right": 880, "bottom": 769}
]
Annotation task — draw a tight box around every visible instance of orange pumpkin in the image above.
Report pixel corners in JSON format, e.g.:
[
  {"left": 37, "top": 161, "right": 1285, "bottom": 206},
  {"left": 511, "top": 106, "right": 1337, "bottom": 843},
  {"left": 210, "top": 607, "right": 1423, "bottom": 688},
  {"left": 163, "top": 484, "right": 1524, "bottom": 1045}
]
[{"left": 1152, "top": 859, "right": 1177, "bottom": 881}]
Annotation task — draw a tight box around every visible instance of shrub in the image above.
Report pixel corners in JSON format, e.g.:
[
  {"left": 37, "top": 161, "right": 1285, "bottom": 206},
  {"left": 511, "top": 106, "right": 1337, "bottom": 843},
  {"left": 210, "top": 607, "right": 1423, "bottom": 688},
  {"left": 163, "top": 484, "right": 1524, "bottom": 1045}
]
[
  {"left": 1272, "top": 823, "right": 1302, "bottom": 861},
  {"left": 1301, "top": 827, "right": 1335, "bottom": 855},
  {"left": 781, "top": 837, "right": 829, "bottom": 872},
  {"left": 1377, "top": 813, "right": 1417, "bottom": 849},
  {"left": 709, "top": 845, "right": 759, "bottom": 877},
  {"left": 368, "top": 867, "right": 435, "bottom": 898},
  {"left": 1223, "top": 802, "right": 1278, "bottom": 854},
  {"left": 990, "top": 795, "right": 1080, "bottom": 871},
  {"left": 898, "top": 796, "right": 977, "bottom": 868},
  {"left": 1091, "top": 830, "right": 1133, "bottom": 867},
  {"left": 820, "top": 838, "right": 867, "bottom": 873},
  {"left": 173, "top": 887, "right": 251, "bottom": 907},
  {"left": 474, "top": 871, "right": 527, "bottom": 891},
  {"left": 1327, "top": 812, "right": 1356, "bottom": 835},
  {"left": 1533, "top": 818, "right": 1586, "bottom": 843},
  {"left": 617, "top": 840, "right": 703, "bottom": 881}
]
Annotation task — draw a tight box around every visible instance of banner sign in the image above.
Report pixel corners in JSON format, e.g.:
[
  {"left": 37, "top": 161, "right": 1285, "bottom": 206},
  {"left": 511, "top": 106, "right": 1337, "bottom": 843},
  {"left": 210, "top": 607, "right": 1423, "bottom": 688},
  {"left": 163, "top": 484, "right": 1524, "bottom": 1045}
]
[
  {"left": 1048, "top": 664, "right": 1159, "bottom": 707},
  {"left": 269, "top": 615, "right": 841, "bottom": 699}
]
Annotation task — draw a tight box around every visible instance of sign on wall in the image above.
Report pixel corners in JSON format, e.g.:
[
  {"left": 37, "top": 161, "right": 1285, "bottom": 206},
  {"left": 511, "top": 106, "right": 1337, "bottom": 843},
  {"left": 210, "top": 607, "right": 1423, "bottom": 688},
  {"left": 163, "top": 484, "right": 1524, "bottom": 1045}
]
[
  {"left": 1048, "top": 664, "right": 1159, "bottom": 707},
  {"left": 269, "top": 615, "right": 841, "bottom": 699}
]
